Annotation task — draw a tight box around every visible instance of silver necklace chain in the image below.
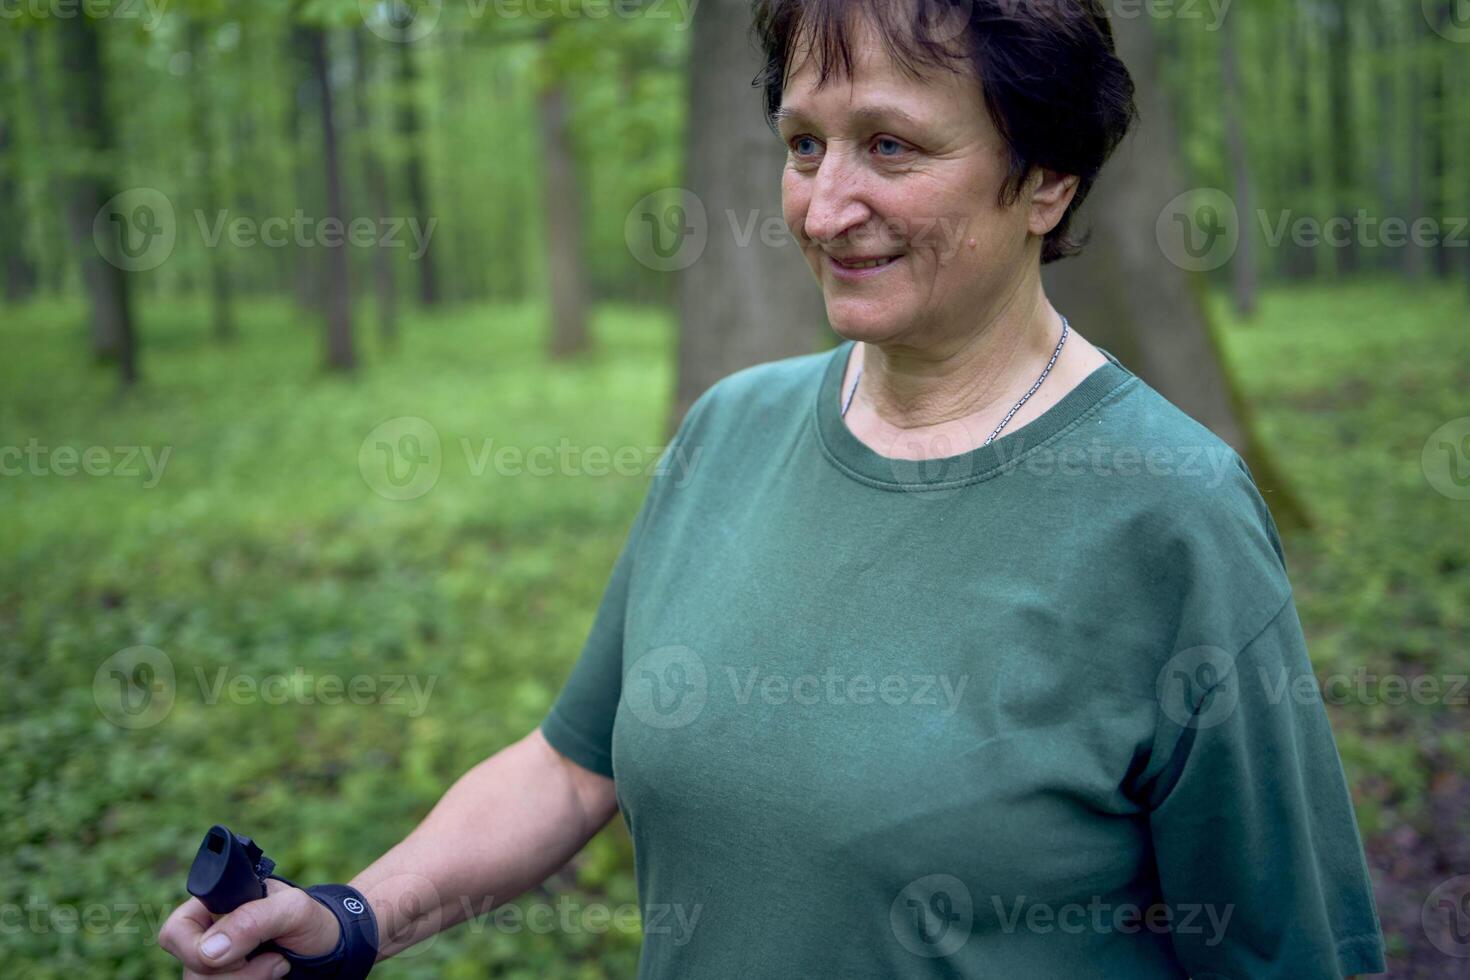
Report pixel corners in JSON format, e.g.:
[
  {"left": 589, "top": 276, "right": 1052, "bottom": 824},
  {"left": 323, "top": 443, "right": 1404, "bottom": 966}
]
[{"left": 840, "top": 315, "right": 1070, "bottom": 447}]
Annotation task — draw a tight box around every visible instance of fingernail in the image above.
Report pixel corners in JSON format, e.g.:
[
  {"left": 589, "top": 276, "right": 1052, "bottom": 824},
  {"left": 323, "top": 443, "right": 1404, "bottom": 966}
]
[
  {"left": 272, "top": 958, "right": 291, "bottom": 978},
  {"left": 200, "top": 932, "right": 231, "bottom": 959}
]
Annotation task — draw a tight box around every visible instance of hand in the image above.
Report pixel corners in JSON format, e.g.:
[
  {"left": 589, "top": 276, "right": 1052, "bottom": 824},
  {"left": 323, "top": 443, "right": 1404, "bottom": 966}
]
[{"left": 158, "top": 877, "right": 342, "bottom": 978}]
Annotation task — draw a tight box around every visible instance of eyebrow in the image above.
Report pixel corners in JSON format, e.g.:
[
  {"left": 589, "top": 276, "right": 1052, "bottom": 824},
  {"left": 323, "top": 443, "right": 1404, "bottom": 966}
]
[{"left": 773, "top": 104, "right": 926, "bottom": 130}]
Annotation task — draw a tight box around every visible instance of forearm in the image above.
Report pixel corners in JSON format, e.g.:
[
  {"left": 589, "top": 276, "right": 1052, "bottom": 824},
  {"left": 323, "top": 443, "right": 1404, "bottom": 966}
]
[{"left": 347, "top": 728, "right": 616, "bottom": 961}]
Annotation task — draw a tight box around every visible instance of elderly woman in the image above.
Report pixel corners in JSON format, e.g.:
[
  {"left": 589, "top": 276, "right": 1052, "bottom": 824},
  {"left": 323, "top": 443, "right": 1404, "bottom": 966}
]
[{"left": 159, "top": 2, "right": 1385, "bottom": 979}]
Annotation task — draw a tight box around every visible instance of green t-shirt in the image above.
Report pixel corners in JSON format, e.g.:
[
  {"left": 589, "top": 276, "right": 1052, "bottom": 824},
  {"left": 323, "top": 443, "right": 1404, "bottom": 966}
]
[{"left": 540, "top": 341, "right": 1386, "bottom": 978}]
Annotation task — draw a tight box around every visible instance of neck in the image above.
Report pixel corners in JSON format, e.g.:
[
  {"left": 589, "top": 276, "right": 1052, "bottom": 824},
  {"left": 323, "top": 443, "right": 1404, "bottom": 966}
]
[{"left": 852, "top": 276, "right": 1062, "bottom": 432}]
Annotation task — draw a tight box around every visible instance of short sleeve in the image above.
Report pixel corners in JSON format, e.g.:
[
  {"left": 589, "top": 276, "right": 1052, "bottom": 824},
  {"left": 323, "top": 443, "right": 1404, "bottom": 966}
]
[
  {"left": 1144, "top": 594, "right": 1386, "bottom": 977},
  {"left": 538, "top": 388, "right": 712, "bottom": 779}
]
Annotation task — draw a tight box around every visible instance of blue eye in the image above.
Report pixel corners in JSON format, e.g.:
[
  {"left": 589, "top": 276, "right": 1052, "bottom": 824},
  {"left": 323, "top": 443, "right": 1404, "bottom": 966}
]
[
  {"left": 792, "top": 136, "right": 820, "bottom": 157},
  {"left": 875, "top": 137, "right": 906, "bottom": 157}
]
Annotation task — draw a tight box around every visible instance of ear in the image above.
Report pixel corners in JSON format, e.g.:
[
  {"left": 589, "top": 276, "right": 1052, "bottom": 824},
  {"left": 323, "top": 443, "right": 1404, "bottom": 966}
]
[{"left": 1026, "top": 168, "right": 1081, "bottom": 238}]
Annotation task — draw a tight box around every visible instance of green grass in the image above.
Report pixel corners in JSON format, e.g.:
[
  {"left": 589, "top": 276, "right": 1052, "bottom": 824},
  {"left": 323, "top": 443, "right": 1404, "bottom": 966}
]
[
  {"left": 1211, "top": 281, "right": 1470, "bottom": 843},
  {"left": 2, "top": 297, "right": 667, "bottom": 978},
  {"left": 2, "top": 279, "right": 1467, "bottom": 975}
]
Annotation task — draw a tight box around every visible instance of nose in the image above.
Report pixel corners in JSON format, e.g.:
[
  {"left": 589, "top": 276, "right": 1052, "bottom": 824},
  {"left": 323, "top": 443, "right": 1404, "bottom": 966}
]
[{"left": 802, "top": 150, "right": 872, "bottom": 245}]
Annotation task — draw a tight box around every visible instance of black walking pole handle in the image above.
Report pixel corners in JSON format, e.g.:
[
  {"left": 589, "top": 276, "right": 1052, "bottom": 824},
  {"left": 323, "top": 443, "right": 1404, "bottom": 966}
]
[
  {"left": 186, "top": 824, "right": 379, "bottom": 979},
  {"left": 186, "top": 824, "right": 294, "bottom": 962}
]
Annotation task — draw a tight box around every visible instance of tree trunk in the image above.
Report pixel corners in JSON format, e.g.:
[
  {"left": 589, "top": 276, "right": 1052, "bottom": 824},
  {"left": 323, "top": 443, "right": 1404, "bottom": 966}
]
[
  {"left": 1405, "top": 14, "right": 1427, "bottom": 281},
  {"left": 22, "top": 30, "right": 67, "bottom": 297},
  {"left": 188, "top": 22, "right": 236, "bottom": 342},
  {"left": 671, "top": 0, "right": 828, "bottom": 434},
  {"left": 538, "top": 83, "right": 590, "bottom": 359},
  {"left": 289, "top": 27, "right": 324, "bottom": 312},
  {"left": 352, "top": 29, "right": 398, "bottom": 347},
  {"left": 1220, "top": 7, "right": 1257, "bottom": 317},
  {"left": 0, "top": 114, "right": 38, "bottom": 303},
  {"left": 1042, "top": 10, "right": 1308, "bottom": 531},
  {"left": 1425, "top": 3, "right": 1452, "bottom": 279},
  {"left": 1325, "top": 2, "right": 1358, "bottom": 277},
  {"left": 305, "top": 27, "right": 355, "bottom": 372},
  {"left": 1284, "top": 8, "right": 1317, "bottom": 280},
  {"left": 395, "top": 19, "right": 440, "bottom": 307},
  {"left": 57, "top": 11, "right": 138, "bottom": 386},
  {"left": 1372, "top": 0, "right": 1398, "bottom": 279}
]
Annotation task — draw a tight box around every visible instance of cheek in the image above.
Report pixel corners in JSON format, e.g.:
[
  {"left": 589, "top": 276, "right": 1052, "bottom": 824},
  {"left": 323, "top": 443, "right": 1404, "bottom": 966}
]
[{"left": 780, "top": 168, "right": 809, "bottom": 240}]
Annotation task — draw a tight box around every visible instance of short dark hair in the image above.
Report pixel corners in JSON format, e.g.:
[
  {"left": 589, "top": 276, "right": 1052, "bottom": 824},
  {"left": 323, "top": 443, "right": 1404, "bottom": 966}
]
[{"left": 751, "top": 0, "right": 1137, "bottom": 263}]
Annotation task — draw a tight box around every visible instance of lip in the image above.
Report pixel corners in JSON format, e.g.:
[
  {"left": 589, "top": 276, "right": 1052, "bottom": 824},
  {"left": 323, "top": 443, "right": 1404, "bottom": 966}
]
[{"left": 825, "top": 253, "right": 903, "bottom": 282}]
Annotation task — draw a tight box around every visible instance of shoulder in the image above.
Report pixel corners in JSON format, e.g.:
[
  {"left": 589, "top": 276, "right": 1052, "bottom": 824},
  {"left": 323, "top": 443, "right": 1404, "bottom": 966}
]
[
  {"left": 1075, "top": 372, "right": 1294, "bottom": 653},
  {"left": 675, "top": 345, "right": 834, "bottom": 441},
  {"left": 704, "top": 346, "right": 832, "bottom": 413}
]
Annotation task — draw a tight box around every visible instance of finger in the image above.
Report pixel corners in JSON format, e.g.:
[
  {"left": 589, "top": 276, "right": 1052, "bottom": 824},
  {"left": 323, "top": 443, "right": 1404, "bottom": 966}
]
[
  {"left": 158, "top": 897, "right": 217, "bottom": 967},
  {"left": 191, "top": 881, "right": 309, "bottom": 972},
  {"left": 182, "top": 951, "right": 290, "bottom": 980}
]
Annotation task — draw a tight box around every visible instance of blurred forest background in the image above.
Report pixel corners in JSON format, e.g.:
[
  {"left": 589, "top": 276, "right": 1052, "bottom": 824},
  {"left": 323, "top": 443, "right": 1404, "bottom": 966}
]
[{"left": 2, "top": 0, "right": 1468, "bottom": 976}]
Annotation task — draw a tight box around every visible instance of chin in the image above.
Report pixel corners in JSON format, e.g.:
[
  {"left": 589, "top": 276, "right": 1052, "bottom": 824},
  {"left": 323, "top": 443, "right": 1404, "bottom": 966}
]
[{"left": 823, "top": 298, "right": 910, "bottom": 344}]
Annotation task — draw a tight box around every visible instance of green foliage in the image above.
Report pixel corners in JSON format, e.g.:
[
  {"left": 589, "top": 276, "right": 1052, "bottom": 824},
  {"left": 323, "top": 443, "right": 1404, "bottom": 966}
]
[
  {"left": 0, "top": 297, "right": 672, "bottom": 976},
  {"left": 1211, "top": 278, "right": 1470, "bottom": 842}
]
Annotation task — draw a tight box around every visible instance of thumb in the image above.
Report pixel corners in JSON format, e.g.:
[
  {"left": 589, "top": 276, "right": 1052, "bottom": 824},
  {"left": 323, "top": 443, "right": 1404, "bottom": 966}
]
[{"left": 198, "top": 878, "right": 340, "bottom": 967}]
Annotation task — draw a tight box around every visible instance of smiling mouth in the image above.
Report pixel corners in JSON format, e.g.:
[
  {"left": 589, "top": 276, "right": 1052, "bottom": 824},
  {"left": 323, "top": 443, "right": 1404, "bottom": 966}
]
[{"left": 831, "top": 255, "right": 899, "bottom": 269}]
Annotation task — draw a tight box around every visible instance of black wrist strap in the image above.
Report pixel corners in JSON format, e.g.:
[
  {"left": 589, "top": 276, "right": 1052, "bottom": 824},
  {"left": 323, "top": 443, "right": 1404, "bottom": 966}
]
[{"left": 261, "top": 877, "right": 378, "bottom": 979}]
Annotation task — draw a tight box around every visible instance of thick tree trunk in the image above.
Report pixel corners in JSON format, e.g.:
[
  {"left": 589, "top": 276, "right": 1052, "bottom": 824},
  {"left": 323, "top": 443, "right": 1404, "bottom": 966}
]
[
  {"left": 395, "top": 21, "right": 440, "bottom": 307},
  {"left": 352, "top": 30, "right": 398, "bottom": 347},
  {"left": 538, "top": 84, "right": 590, "bottom": 359},
  {"left": 671, "top": 0, "right": 827, "bottom": 434},
  {"left": 58, "top": 12, "right": 138, "bottom": 386},
  {"left": 305, "top": 27, "right": 355, "bottom": 372},
  {"left": 188, "top": 22, "right": 236, "bottom": 342},
  {"left": 1042, "top": 11, "right": 1307, "bottom": 531}
]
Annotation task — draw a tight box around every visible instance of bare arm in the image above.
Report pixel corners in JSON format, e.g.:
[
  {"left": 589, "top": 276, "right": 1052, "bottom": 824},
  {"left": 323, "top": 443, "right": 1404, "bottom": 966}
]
[{"left": 349, "top": 727, "right": 617, "bottom": 960}]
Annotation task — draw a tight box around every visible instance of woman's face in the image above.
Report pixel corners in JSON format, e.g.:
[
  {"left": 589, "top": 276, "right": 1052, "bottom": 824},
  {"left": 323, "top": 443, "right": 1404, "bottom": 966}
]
[{"left": 777, "top": 19, "right": 1064, "bottom": 348}]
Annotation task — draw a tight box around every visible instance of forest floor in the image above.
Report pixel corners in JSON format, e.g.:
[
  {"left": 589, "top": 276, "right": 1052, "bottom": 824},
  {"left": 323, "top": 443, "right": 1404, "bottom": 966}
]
[{"left": 2, "top": 279, "right": 1467, "bottom": 977}]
